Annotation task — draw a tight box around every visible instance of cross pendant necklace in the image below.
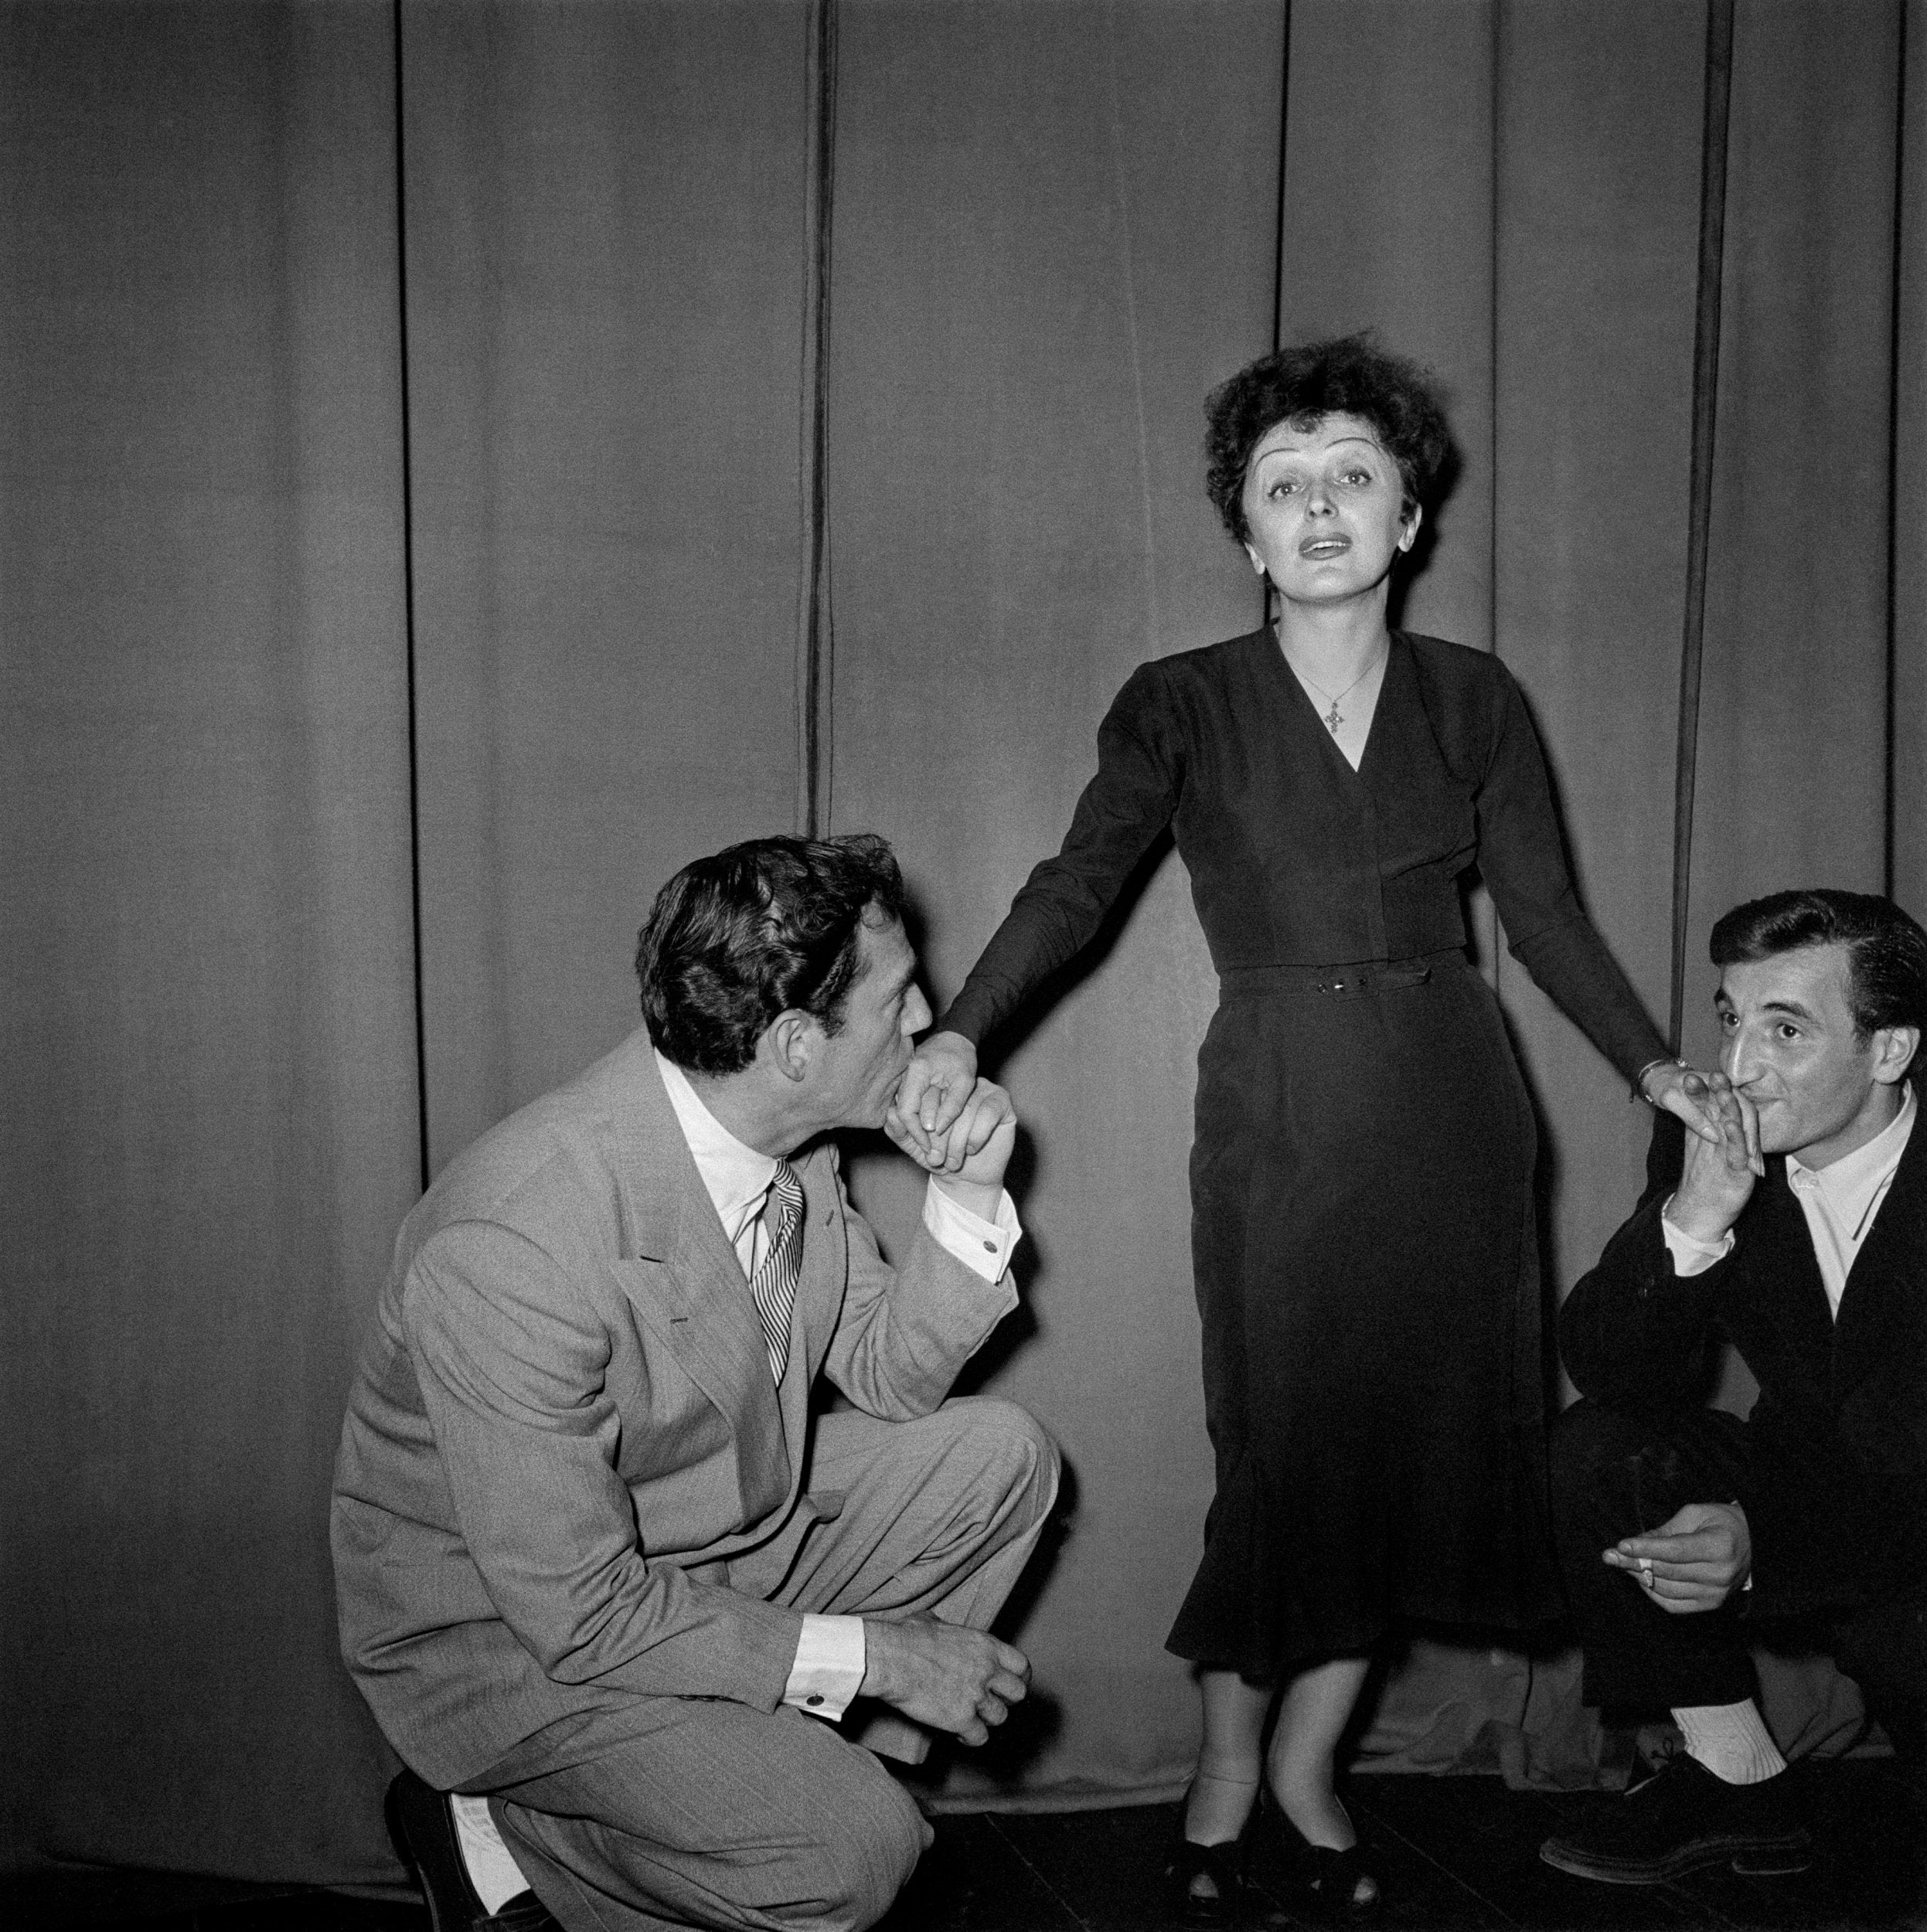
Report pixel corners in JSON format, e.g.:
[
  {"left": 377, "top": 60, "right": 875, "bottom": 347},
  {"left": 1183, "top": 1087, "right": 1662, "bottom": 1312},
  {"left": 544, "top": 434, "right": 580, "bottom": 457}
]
[{"left": 1294, "top": 645, "right": 1387, "bottom": 734}]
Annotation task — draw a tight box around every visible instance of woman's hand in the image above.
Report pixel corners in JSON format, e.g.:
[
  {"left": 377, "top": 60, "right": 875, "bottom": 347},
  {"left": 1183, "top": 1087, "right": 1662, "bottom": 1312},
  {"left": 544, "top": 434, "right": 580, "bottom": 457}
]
[
  {"left": 1644, "top": 1060, "right": 1753, "bottom": 1165},
  {"left": 884, "top": 1077, "right": 1016, "bottom": 1218},
  {"left": 890, "top": 1030, "right": 979, "bottom": 1160},
  {"left": 1670, "top": 1070, "right": 1764, "bottom": 1240}
]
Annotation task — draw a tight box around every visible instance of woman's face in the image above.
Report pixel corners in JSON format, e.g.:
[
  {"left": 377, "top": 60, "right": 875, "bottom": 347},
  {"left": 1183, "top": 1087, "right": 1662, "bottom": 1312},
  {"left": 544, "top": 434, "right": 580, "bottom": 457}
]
[{"left": 1239, "top": 411, "right": 1418, "bottom": 608}]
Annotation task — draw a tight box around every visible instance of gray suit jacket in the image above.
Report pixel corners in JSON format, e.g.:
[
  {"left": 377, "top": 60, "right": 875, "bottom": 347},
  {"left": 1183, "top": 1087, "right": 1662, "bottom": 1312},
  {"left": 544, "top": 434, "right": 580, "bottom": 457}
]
[{"left": 331, "top": 1027, "right": 1017, "bottom": 1788}]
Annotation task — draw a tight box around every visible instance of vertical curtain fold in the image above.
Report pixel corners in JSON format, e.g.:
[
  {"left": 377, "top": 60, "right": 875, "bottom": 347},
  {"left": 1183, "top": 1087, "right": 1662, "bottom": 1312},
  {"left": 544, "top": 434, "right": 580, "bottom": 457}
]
[
  {"left": 796, "top": 0, "right": 839, "bottom": 838},
  {"left": 402, "top": 0, "right": 814, "bottom": 1171},
  {"left": 2, "top": 0, "right": 417, "bottom": 1880},
  {"left": 1680, "top": 0, "right": 1905, "bottom": 1081},
  {"left": 1669, "top": 0, "right": 1735, "bottom": 1052},
  {"left": 1897, "top": 0, "right": 1926, "bottom": 918},
  {"left": 393, "top": 0, "right": 432, "bottom": 1194}
]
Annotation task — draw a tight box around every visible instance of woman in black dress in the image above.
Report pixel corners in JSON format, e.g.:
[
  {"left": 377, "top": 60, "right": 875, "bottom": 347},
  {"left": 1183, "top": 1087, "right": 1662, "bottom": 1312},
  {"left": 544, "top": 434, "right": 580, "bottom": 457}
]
[{"left": 895, "top": 337, "right": 1717, "bottom": 1913}]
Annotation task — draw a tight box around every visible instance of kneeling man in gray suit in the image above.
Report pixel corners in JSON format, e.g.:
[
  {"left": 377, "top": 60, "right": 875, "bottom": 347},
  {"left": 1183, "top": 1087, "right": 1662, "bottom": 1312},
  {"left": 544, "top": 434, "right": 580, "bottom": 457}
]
[{"left": 332, "top": 834, "right": 1059, "bottom": 1932}]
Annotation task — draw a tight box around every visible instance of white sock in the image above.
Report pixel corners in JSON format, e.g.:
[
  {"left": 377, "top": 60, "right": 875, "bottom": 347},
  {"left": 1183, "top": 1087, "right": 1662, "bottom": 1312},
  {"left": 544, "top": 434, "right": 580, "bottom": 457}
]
[
  {"left": 451, "top": 1792, "right": 533, "bottom": 1913},
  {"left": 1672, "top": 1699, "right": 1787, "bottom": 1785}
]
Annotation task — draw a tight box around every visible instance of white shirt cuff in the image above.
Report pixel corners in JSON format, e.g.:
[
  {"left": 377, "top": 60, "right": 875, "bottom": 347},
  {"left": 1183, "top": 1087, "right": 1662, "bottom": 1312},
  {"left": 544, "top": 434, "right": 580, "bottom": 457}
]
[
  {"left": 923, "top": 1180, "right": 1022, "bottom": 1282},
  {"left": 784, "top": 1613, "right": 866, "bottom": 1719},
  {"left": 1660, "top": 1199, "right": 1735, "bottom": 1277}
]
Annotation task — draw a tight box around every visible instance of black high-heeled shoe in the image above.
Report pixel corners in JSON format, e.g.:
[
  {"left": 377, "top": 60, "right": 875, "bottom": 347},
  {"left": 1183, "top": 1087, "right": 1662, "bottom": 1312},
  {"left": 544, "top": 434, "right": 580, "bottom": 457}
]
[
  {"left": 1169, "top": 1778, "right": 1258, "bottom": 1924},
  {"left": 1166, "top": 1833, "right": 1246, "bottom": 1923},
  {"left": 1260, "top": 1789, "right": 1381, "bottom": 1916}
]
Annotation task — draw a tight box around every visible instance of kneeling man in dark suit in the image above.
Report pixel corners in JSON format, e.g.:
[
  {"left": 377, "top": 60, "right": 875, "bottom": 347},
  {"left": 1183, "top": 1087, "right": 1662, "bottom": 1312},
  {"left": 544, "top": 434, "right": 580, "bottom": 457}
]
[
  {"left": 1541, "top": 887, "right": 1924, "bottom": 1886},
  {"left": 332, "top": 834, "right": 1058, "bottom": 1932}
]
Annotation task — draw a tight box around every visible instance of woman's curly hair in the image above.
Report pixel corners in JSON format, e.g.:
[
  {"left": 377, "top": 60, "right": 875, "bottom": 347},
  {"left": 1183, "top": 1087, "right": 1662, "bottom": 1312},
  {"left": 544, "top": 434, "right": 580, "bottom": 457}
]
[{"left": 1204, "top": 334, "right": 1455, "bottom": 545}]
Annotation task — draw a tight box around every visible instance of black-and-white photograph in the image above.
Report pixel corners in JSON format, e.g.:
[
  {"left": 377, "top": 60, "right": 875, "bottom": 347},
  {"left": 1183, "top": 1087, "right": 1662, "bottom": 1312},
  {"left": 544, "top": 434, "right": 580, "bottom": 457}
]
[{"left": 4, "top": 4, "right": 1922, "bottom": 1930}]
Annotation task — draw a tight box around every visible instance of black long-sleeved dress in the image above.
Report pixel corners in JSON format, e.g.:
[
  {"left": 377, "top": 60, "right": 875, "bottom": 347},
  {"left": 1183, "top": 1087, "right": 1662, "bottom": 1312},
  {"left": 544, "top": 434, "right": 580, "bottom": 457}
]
[{"left": 938, "top": 628, "right": 1669, "bottom": 1673}]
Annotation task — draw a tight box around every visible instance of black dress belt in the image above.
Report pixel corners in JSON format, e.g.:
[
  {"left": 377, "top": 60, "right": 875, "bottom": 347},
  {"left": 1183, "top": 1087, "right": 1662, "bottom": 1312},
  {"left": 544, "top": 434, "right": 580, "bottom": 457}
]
[{"left": 1217, "top": 949, "right": 1463, "bottom": 997}]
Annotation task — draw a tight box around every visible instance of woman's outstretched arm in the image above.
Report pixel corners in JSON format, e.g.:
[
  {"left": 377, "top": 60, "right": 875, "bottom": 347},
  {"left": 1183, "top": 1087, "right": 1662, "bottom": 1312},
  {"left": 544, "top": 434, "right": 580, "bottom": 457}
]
[
  {"left": 895, "top": 662, "right": 1184, "bottom": 1159},
  {"left": 1474, "top": 669, "right": 1721, "bottom": 1146}
]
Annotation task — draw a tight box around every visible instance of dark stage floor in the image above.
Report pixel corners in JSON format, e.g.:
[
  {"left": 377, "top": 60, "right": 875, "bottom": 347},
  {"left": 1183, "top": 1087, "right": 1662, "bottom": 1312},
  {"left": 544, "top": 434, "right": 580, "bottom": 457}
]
[{"left": 8, "top": 1760, "right": 1922, "bottom": 1932}]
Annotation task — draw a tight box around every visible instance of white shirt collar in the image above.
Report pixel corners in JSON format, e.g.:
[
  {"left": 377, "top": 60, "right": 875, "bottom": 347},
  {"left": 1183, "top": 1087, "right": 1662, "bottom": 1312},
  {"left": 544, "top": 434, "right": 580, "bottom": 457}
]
[
  {"left": 654, "top": 1047, "right": 780, "bottom": 1242},
  {"left": 1786, "top": 1084, "right": 1917, "bottom": 1238}
]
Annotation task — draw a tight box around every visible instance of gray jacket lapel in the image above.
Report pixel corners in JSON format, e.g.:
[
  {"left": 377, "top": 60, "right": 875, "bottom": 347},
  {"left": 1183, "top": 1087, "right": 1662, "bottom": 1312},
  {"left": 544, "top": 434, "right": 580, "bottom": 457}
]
[{"left": 594, "top": 1036, "right": 789, "bottom": 1478}]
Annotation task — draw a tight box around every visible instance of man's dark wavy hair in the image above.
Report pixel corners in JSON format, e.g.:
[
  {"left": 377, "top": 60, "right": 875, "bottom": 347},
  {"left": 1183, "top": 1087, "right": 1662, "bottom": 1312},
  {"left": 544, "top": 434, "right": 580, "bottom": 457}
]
[
  {"left": 1204, "top": 332, "right": 1455, "bottom": 546},
  {"left": 1709, "top": 888, "right": 1927, "bottom": 1039},
  {"left": 635, "top": 833, "right": 907, "bottom": 1075}
]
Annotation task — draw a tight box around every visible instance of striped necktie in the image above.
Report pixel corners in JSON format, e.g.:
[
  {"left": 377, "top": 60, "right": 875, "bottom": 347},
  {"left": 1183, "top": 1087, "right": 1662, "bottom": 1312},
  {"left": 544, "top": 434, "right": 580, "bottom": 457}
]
[{"left": 748, "top": 1160, "right": 803, "bottom": 1385}]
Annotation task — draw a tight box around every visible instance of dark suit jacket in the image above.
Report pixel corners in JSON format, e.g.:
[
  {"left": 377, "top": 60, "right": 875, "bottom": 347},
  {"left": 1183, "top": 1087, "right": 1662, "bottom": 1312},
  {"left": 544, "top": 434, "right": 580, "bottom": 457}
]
[
  {"left": 331, "top": 1029, "right": 1016, "bottom": 1789},
  {"left": 1560, "top": 1090, "right": 1926, "bottom": 1619}
]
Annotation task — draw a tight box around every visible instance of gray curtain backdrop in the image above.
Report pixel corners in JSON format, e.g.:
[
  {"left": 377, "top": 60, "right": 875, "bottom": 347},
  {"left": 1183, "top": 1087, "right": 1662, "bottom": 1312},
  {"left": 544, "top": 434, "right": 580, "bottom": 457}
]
[{"left": 4, "top": 0, "right": 1920, "bottom": 1884}]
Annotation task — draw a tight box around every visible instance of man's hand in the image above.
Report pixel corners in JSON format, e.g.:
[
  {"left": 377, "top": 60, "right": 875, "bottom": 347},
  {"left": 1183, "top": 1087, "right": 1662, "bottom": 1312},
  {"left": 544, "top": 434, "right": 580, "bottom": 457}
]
[
  {"left": 1603, "top": 1501, "right": 1751, "bottom": 1614},
  {"left": 892, "top": 1032, "right": 978, "bottom": 1159},
  {"left": 886, "top": 1077, "right": 1016, "bottom": 1219},
  {"left": 1644, "top": 1061, "right": 1728, "bottom": 1149},
  {"left": 860, "top": 1614, "right": 1031, "bottom": 1747},
  {"left": 1668, "top": 1071, "right": 1763, "bottom": 1243}
]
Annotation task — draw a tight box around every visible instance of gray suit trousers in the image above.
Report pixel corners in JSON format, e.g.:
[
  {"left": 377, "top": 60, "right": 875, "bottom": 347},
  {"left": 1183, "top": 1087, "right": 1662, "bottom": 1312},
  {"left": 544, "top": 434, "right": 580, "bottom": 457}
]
[{"left": 476, "top": 1396, "right": 1059, "bottom": 1932}]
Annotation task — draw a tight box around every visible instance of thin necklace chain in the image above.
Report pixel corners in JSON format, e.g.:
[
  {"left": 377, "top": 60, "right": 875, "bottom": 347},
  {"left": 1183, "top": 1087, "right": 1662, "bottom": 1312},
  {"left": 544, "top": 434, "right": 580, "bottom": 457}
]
[{"left": 1288, "top": 643, "right": 1389, "bottom": 733}]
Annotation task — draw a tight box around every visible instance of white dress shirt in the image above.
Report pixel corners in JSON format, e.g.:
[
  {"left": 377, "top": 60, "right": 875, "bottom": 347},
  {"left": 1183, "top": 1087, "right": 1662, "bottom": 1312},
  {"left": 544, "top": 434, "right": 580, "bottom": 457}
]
[
  {"left": 1661, "top": 1085, "right": 1917, "bottom": 1318},
  {"left": 654, "top": 1049, "right": 1022, "bottom": 1719}
]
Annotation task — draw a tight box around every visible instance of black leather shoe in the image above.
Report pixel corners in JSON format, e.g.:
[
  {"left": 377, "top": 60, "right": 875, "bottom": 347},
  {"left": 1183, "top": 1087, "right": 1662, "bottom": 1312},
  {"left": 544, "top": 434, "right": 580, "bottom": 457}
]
[
  {"left": 386, "top": 1769, "right": 563, "bottom": 1932},
  {"left": 1540, "top": 1755, "right": 1812, "bottom": 1885}
]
